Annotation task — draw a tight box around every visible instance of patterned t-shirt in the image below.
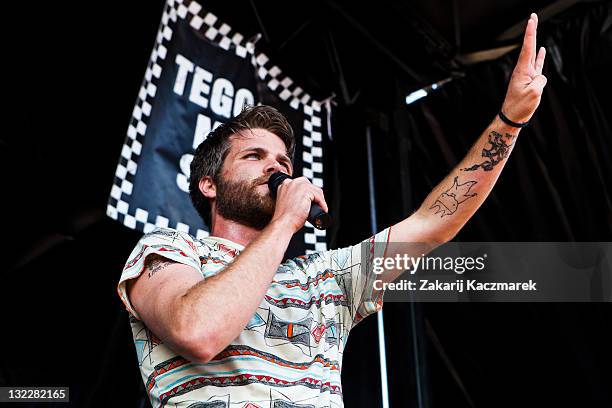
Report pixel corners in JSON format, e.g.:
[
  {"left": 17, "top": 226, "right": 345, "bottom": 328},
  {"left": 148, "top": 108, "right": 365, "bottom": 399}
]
[{"left": 117, "top": 227, "right": 390, "bottom": 408}]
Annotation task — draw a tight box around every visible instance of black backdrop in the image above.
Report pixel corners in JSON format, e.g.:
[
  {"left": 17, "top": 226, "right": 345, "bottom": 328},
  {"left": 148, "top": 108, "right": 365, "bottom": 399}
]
[
  {"left": 339, "top": 3, "right": 612, "bottom": 407},
  {"left": 2, "top": 1, "right": 611, "bottom": 407}
]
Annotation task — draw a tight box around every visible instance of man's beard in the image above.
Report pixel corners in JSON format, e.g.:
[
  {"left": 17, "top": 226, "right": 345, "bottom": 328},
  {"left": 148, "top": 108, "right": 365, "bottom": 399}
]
[{"left": 215, "top": 174, "right": 275, "bottom": 230}]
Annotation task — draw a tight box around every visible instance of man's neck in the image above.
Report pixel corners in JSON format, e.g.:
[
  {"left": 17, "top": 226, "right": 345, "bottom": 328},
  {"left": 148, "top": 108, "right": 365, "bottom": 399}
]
[{"left": 210, "top": 215, "right": 263, "bottom": 248}]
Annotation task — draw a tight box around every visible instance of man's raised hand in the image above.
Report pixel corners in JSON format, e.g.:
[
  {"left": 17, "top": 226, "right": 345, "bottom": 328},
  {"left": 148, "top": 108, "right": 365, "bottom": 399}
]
[{"left": 501, "top": 13, "right": 547, "bottom": 123}]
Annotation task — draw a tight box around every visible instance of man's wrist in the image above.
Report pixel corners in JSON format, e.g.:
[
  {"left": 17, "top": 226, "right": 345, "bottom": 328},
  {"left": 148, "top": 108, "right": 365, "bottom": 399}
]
[
  {"left": 499, "top": 110, "right": 529, "bottom": 128},
  {"left": 265, "top": 218, "right": 296, "bottom": 240},
  {"left": 500, "top": 100, "right": 533, "bottom": 124},
  {"left": 493, "top": 115, "right": 523, "bottom": 135}
]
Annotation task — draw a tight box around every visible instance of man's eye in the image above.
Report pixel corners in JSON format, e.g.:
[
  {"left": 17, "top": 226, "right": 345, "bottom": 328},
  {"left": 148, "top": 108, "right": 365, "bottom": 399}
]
[{"left": 245, "top": 153, "right": 259, "bottom": 159}]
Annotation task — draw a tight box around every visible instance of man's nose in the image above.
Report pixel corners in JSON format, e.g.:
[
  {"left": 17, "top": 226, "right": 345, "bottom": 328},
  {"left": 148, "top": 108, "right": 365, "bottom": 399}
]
[{"left": 264, "top": 160, "right": 284, "bottom": 174}]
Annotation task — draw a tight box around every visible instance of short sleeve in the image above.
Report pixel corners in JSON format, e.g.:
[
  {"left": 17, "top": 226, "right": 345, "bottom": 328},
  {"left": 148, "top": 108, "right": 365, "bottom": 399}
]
[
  {"left": 117, "top": 228, "right": 201, "bottom": 319},
  {"left": 325, "top": 227, "right": 391, "bottom": 329}
]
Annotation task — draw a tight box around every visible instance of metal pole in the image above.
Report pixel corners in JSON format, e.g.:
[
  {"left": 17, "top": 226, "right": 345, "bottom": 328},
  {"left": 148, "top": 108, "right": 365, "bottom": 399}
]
[
  {"left": 410, "top": 303, "right": 425, "bottom": 408},
  {"left": 367, "top": 124, "right": 429, "bottom": 408},
  {"left": 365, "top": 125, "right": 390, "bottom": 408}
]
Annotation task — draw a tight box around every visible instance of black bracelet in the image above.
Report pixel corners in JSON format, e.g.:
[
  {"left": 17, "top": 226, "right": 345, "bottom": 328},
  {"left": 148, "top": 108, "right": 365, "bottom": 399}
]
[{"left": 499, "top": 111, "right": 529, "bottom": 128}]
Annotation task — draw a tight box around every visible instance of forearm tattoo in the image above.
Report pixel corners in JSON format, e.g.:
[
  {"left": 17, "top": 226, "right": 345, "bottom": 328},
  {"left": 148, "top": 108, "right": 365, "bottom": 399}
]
[
  {"left": 145, "top": 254, "right": 176, "bottom": 279},
  {"left": 429, "top": 176, "right": 478, "bottom": 217},
  {"left": 462, "top": 131, "right": 515, "bottom": 172}
]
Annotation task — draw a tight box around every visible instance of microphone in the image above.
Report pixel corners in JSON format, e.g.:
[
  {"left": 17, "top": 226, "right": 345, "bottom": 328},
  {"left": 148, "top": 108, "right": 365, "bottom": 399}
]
[{"left": 267, "top": 172, "right": 332, "bottom": 230}]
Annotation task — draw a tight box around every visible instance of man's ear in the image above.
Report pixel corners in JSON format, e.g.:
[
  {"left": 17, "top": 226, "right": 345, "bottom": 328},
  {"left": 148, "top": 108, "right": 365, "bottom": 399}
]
[{"left": 198, "top": 176, "right": 216, "bottom": 199}]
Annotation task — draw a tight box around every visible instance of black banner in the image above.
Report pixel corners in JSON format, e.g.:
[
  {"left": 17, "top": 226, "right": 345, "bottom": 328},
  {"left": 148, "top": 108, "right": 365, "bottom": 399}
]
[{"left": 107, "top": 0, "right": 331, "bottom": 254}]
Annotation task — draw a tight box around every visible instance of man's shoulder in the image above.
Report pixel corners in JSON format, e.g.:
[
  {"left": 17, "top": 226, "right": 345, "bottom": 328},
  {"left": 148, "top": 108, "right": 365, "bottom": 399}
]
[
  {"left": 142, "top": 226, "right": 194, "bottom": 241},
  {"left": 138, "top": 227, "right": 193, "bottom": 244},
  {"left": 138, "top": 227, "right": 246, "bottom": 260},
  {"left": 135, "top": 227, "right": 205, "bottom": 255}
]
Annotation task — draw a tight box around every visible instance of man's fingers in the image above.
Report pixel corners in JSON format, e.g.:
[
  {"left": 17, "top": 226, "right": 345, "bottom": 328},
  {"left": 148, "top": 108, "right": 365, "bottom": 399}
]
[
  {"left": 517, "top": 15, "right": 536, "bottom": 69},
  {"left": 276, "top": 177, "right": 292, "bottom": 191},
  {"left": 283, "top": 177, "right": 328, "bottom": 213},
  {"left": 530, "top": 74, "right": 548, "bottom": 93},
  {"left": 310, "top": 186, "right": 328, "bottom": 213},
  {"left": 532, "top": 13, "right": 539, "bottom": 66},
  {"left": 535, "top": 46, "right": 546, "bottom": 75}
]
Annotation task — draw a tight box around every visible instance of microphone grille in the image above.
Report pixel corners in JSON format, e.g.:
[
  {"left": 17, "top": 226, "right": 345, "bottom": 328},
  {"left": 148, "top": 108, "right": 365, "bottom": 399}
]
[{"left": 267, "top": 172, "right": 292, "bottom": 197}]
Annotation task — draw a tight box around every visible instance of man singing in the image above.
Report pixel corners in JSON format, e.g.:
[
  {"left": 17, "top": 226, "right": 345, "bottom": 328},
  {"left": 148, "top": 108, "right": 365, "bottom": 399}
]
[{"left": 118, "top": 13, "right": 547, "bottom": 408}]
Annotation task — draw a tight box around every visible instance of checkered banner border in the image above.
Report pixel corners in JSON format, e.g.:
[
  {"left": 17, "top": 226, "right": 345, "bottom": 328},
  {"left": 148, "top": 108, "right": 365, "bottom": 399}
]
[{"left": 107, "top": 0, "right": 328, "bottom": 253}]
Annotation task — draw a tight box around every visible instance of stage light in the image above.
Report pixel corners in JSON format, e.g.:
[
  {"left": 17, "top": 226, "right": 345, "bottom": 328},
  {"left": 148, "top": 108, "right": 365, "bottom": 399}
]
[
  {"left": 405, "top": 75, "right": 462, "bottom": 105},
  {"left": 405, "top": 89, "right": 428, "bottom": 104}
]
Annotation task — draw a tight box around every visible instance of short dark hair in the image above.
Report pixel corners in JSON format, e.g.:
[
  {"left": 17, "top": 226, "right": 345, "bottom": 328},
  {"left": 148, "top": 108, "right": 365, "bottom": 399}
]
[{"left": 189, "top": 105, "right": 295, "bottom": 226}]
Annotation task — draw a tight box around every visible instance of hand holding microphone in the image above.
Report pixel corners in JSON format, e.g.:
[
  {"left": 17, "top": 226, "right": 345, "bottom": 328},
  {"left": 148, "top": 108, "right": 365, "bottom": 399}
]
[{"left": 268, "top": 172, "right": 332, "bottom": 231}]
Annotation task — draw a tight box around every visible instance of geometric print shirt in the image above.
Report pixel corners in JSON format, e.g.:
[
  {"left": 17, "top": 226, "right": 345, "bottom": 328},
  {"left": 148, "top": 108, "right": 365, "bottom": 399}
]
[{"left": 117, "top": 226, "right": 391, "bottom": 408}]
